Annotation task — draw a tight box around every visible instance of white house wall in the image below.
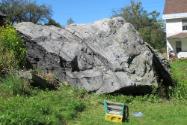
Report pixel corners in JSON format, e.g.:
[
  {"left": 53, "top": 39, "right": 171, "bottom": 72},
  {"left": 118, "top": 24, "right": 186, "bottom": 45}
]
[
  {"left": 163, "top": 13, "right": 187, "bottom": 59},
  {"left": 168, "top": 39, "right": 176, "bottom": 52},
  {"left": 166, "top": 19, "right": 182, "bottom": 37},
  {"left": 163, "top": 13, "right": 187, "bottom": 20},
  {"left": 168, "top": 39, "right": 187, "bottom": 52}
]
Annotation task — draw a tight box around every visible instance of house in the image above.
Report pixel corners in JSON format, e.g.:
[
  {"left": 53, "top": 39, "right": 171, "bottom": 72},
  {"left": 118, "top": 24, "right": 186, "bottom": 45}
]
[
  {"left": 0, "top": 11, "right": 6, "bottom": 26},
  {"left": 163, "top": 0, "right": 187, "bottom": 59}
]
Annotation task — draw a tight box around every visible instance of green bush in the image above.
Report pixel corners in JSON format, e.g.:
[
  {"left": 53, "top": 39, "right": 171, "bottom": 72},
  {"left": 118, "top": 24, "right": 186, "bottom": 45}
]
[
  {"left": 0, "top": 25, "right": 26, "bottom": 72},
  {"left": 0, "top": 74, "right": 32, "bottom": 96},
  {"left": 0, "top": 86, "right": 85, "bottom": 125},
  {"left": 170, "top": 59, "right": 187, "bottom": 99},
  {"left": 0, "top": 43, "right": 16, "bottom": 72}
]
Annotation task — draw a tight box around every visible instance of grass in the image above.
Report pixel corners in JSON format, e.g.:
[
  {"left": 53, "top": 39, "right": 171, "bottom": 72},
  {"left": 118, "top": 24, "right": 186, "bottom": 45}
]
[
  {"left": 0, "top": 59, "right": 187, "bottom": 125},
  {"left": 1, "top": 87, "right": 187, "bottom": 125},
  {"left": 69, "top": 95, "right": 187, "bottom": 125},
  {"left": 0, "top": 79, "right": 86, "bottom": 124},
  {"left": 170, "top": 59, "right": 187, "bottom": 99},
  {"left": 0, "top": 26, "right": 26, "bottom": 72},
  {"left": 70, "top": 59, "right": 187, "bottom": 125},
  {"left": 171, "top": 59, "right": 187, "bottom": 85}
]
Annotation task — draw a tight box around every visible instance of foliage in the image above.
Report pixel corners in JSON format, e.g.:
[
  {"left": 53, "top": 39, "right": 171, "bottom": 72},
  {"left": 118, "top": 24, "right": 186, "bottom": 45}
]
[
  {"left": 0, "top": 25, "right": 26, "bottom": 72},
  {"left": 0, "top": 71, "right": 187, "bottom": 125},
  {"left": 67, "top": 18, "right": 74, "bottom": 25},
  {"left": 0, "top": 59, "right": 186, "bottom": 125},
  {"left": 32, "top": 70, "right": 60, "bottom": 89},
  {"left": 113, "top": 0, "right": 166, "bottom": 51},
  {"left": 0, "top": 43, "right": 16, "bottom": 73},
  {"left": 0, "top": 0, "right": 52, "bottom": 24},
  {"left": 0, "top": 82, "right": 85, "bottom": 125},
  {"left": 46, "top": 18, "right": 62, "bottom": 28},
  {"left": 170, "top": 59, "right": 187, "bottom": 99},
  {"left": 70, "top": 95, "right": 187, "bottom": 125},
  {"left": 0, "top": 74, "right": 31, "bottom": 96}
]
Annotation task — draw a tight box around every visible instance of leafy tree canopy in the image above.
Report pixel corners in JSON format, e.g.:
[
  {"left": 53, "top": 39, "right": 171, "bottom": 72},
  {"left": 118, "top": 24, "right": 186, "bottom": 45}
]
[
  {"left": 0, "top": 0, "right": 52, "bottom": 24},
  {"left": 45, "top": 18, "right": 62, "bottom": 28},
  {"left": 113, "top": 0, "right": 166, "bottom": 52},
  {"left": 66, "top": 18, "right": 74, "bottom": 25}
]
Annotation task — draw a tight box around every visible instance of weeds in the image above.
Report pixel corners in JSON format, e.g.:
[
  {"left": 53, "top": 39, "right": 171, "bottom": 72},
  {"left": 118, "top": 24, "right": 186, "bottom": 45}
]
[
  {"left": 0, "top": 85, "right": 85, "bottom": 125},
  {"left": 0, "top": 25, "right": 26, "bottom": 73},
  {"left": 170, "top": 59, "right": 187, "bottom": 99},
  {"left": 0, "top": 74, "right": 32, "bottom": 96},
  {"left": 0, "top": 57, "right": 186, "bottom": 125}
]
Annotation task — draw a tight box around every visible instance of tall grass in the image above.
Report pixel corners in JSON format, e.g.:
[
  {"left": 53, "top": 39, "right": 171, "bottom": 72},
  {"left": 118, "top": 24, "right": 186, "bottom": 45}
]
[
  {"left": 0, "top": 77, "right": 85, "bottom": 125},
  {"left": 0, "top": 74, "right": 32, "bottom": 96},
  {"left": 0, "top": 60, "right": 186, "bottom": 125},
  {"left": 0, "top": 67, "right": 187, "bottom": 125},
  {"left": 170, "top": 59, "right": 187, "bottom": 99},
  {"left": 0, "top": 25, "right": 26, "bottom": 73}
]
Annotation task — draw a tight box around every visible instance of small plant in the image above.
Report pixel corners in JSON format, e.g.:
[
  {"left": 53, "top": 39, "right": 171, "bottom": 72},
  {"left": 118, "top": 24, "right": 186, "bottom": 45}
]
[
  {"left": 0, "top": 42, "right": 17, "bottom": 73},
  {"left": 170, "top": 80, "right": 187, "bottom": 100},
  {"left": 0, "top": 25, "right": 26, "bottom": 73},
  {"left": 0, "top": 74, "right": 32, "bottom": 96},
  {"left": 170, "top": 59, "right": 187, "bottom": 99},
  {"left": 31, "top": 70, "right": 60, "bottom": 89},
  {"left": 0, "top": 86, "right": 85, "bottom": 125}
]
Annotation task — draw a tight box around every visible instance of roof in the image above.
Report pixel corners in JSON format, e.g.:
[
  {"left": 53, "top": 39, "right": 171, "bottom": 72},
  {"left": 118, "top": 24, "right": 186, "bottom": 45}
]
[
  {"left": 164, "top": 0, "right": 187, "bottom": 14},
  {"left": 168, "top": 33, "right": 187, "bottom": 39}
]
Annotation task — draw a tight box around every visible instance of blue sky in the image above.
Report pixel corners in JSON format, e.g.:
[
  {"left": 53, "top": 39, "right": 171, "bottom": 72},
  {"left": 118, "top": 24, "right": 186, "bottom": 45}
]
[{"left": 37, "top": 0, "right": 165, "bottom": 26}]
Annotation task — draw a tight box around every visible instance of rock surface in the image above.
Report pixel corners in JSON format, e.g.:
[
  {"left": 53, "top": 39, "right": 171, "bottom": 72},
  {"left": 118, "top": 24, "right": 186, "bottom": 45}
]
[
  {"left": 17, "top": 70, "right": 59, "bottom": 90},
  {"left": 15, "top": 17, "right": 172, "bottom": 94}
]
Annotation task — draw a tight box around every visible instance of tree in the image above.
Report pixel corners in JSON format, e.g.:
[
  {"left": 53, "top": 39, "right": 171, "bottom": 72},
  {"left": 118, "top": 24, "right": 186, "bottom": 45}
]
[
  {"left": 0, "top": 0, "right": 25, "bottom": 24},
  {"left": 23, "top": 1, "right": 52, "bottom": 24},
  {"left": 0, "top": 0, "right": 52, "bottom": 24},
  {"left": 66, "top": 18, "right": 74, "bottom": 25},
  {"left": 113, "top": 0, "right": 166, "bottom": 51},
  {"left": 45, "top": 18, "right": 62, "bottom": 28}
]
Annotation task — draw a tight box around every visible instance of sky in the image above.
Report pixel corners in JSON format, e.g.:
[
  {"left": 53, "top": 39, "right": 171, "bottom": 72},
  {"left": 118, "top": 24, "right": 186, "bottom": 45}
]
[{"left": 37, "top": 0, "right": 165, "bottom": 26}]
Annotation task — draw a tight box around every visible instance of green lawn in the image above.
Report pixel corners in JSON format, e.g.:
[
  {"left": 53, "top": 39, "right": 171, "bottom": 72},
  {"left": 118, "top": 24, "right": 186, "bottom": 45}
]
[
  {"left": 2, "top": 85, "right": 187, "bottom": 125},
  {"left": 171, "top": 59, "right": 187, "bottom": 84},
  {"left": 170, "top": 59, "right": 187, "bottom": 99},
  {"left": 73, "top": 59, "right": 187, "bottom": 125},
  {"left": 0, "top": 59, "right": 187, "bottom": 125},
  {"left": 69, "top": 95, "right": 187, "bottom": 125}
]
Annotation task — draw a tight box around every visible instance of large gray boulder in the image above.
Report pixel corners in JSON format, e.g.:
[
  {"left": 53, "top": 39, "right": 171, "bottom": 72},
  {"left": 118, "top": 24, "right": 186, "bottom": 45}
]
[{"left": 15, "top": 17, "right": 172, "bottom": 94}]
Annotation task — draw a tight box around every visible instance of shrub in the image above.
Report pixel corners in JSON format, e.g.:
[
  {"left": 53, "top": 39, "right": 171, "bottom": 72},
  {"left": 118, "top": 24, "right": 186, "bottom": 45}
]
[
  {"left": 0, "top": 74, "right": 32, "bottom": 96},
  {"left": 0, "top": 44, "right": 16, "bottom": 73},
  {"left": 0, "top": 25, "right": 26, "bottom": 72},
  {"left": 30, "top": 70, "right": 60, "bottom": 90},
  {"left": 170, "top": 59, "right": 187, "bottom": 99},
  {"left": 0, "top": 86, "right": 85, "bottom": 125}
]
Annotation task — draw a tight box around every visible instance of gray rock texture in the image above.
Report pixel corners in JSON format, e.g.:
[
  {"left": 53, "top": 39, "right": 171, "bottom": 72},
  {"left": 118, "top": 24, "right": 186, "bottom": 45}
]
[
  {"left": 17, "top": 70, "right": 59, "bottom": 90},
  {"left": 15, "top": 17, "right": 172, "bottom": 94}
]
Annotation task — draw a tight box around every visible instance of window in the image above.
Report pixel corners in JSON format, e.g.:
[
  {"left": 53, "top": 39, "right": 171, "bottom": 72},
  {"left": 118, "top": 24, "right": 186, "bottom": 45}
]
[
  {"left": 182, "top": 20, "right": 187, "bottom": 30},
  {"left": 183, "top": 26, "right": 187, "bottom": 30},
  {"left": 176, "top": 41, "right": 182, "bottom": 53}
]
